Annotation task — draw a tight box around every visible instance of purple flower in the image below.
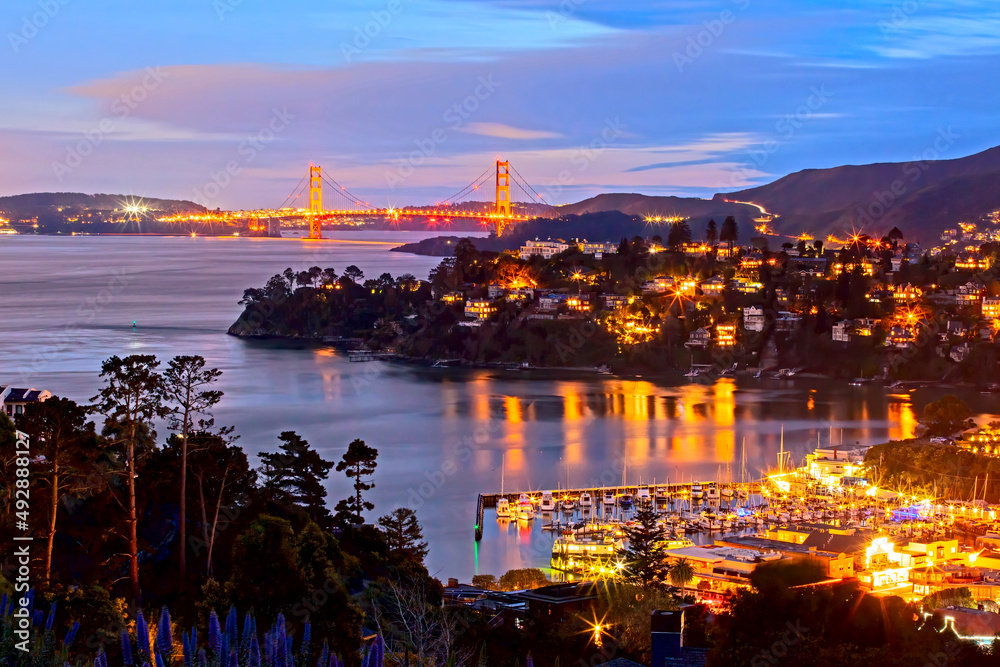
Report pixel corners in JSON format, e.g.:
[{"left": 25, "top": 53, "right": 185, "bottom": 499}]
[
  {"left": 209, "top": 611, "right": 222, "bottom": 657},
  {"left": 63, "top": 621, "right": 80, "bottom": 647},
  {"left": 137, "top": 610, "right": 151, "bottom": 660},
  {"left": 157, "top": 606, "right": 173, "bottom": 656},
  {"left": 225, "top": 607, "right": 238, "bottom": 648},
  {"left": 122, "top": 629, "right": 134, "bottom": 666}
]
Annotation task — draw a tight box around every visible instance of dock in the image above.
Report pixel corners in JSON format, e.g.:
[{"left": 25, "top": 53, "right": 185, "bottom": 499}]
[{"left": 479, "top": 481, "right": 759, "bottom": 509}]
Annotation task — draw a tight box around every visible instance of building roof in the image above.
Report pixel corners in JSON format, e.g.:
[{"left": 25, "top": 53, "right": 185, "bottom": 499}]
[
  {"left": 1, "top": 387, "right": 48, "bottom": 403},
  {"left": 801, "top": 531, "right": 875, "bottom": 555},
  {"left": 595, "top": 659, "right": 645, "bottom": 667}
]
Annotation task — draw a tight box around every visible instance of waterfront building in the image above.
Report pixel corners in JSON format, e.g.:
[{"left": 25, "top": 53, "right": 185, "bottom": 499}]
[
  {"left": 983, "top": 297, "right": 1000, "bottom": 320},
  {"left": 685, "top": 327, "right": 710, "bottom": 348},
  {"left": 715, "top": 323, "right": 737, "bottom": 347},
  {"left": 662, "top": 545, "right": 785, "bottom": 598}
]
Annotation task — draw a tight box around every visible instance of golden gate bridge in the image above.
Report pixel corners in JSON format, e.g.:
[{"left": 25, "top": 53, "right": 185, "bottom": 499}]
[{"left": 256, "top": 159, "right": 554, "bottom": 238}]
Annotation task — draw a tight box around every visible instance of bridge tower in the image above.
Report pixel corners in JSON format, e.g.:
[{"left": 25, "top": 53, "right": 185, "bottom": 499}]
[
  {"left": 495, "top": 160, "right": 512, "bottom": 236},
  {"left": 308, "top": 164, "right": 323, "bottom": 239}
]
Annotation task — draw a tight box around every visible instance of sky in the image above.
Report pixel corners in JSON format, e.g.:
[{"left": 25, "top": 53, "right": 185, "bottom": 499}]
[{"left": 1, "top": 0, "right": 998, "bottom": 210}]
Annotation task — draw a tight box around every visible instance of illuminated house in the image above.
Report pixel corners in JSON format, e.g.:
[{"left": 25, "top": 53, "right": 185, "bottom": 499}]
[
  {"left": 676, "top": 277, "right": 698, "bottom": 295},
  {"left": 715, "top": 324, "right": 737, "bottom": 347},
  {"left": 507, "top": 287, "right": 533, "bottom": 300},
  {"left": 643, "top": 276, "right": 675, "bottom": 293},
  {"left": 440, "top": 291, "right": 465, "bottom": 304},
  {"left": 983, "top": 298, "right": 1000, "bottom": 320},
  {"left": 856, "top": 537, "right": 913, "bottom": 593},
  {"left": 663, "top": 545, "right": 785, "bottom": 598},
  {"left": 487, "top": 284, "right": 506, "bottom": 299},
  {"left": 854, "top": 318, "right": 879, "bottom": 336},
  {"left": 681, "top": 242, "right": 710, "bottom": 257},
  {"left": 699, "top": 275, "right": 726, "bottom": 296},
  {"left": 885, "top": 326, "right": 915, "bottom": 349},
  {"left": 774, "top": 311, "right": 802, "bottom": 333},
  {"left": 464, "top": 299, "right": 497, "bottom": 320},
  {"left": 519, "top": 238, "right": 569, "bottom": 260},
  {"left": 832, "top": 258, "right": 878, "bottom": 276},
  {"left": 565, "top": 294, "right": 592, "bottom": 313},
  {"left": 956, "top": 281, "right": 985, "bottom": 307},
  {"left": 572, "top": 239, "right": 618, "bottom": 257},
  {"left": 601, "top": 294, "right": 631, "bottom": 310},
  {"left": 956, "top": 254, "right": 990, "bottom": 271},
  {"left": 893, "top": 283, "right": 923, "bottom": 303},
  {"left": 804, "top": 447, "right": 867, "bottom": 487}
]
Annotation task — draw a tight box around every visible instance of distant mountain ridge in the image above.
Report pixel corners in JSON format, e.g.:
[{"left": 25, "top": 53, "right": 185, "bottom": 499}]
[
  {"left": 0, "top": 192, "right": 205, "bottom": 214},
  {"left": 715, "top": 143, "right": 1000, "bottom": 241},
  {"left": 556, "top": 192, "right": 760, "bottom": 225}
]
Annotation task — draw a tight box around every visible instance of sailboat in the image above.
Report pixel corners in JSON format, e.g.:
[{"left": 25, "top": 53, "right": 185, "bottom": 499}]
[{"left": 496, "top": 454, "right": 512, "bottom": 519}]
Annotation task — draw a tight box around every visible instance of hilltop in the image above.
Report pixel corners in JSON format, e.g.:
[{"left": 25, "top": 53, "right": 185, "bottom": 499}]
[
  {"left": 0, "top": 192, "right": 205, "bottom": 215},
  {"left": 715, "top": 143, "right": 1000, "bottom": 242}
]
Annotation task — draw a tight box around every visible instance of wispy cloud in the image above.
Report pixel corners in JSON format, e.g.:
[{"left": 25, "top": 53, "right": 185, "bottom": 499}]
[{"left": 458, "top": 122, "right": 561, "bottom": 139}]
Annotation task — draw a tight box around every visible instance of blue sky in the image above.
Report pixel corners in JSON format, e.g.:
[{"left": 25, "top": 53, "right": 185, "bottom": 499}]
[{"left": 1, "top": 0, "right": 998, "bottom": 209}]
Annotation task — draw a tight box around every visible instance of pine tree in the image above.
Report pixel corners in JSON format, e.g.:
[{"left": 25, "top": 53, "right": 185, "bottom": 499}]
[
  {"left": 377, "top": 508, "right": 428, "bottom": 564},
  {"left": 334, "top": 439, "right": 379, "bottom": 527},
  {"left": 622, "top": 504, "right": 669, "bottom": 587},
  {"left": 259, "top": 431, "right": 335, "bottom": 526},
  {"left": 706, "top": 218, "right": 718, "bottom": 248},
  {"left": 720, "top": 216, "right": 739, "bottom": 245}
]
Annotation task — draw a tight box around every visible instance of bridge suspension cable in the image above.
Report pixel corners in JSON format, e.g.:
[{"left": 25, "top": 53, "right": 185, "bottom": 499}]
[
  {"left": 508, "top": 164, "right": 559, "bottom": 215},
  {"left": 319, "top": 171, "right": 373, "bottom": 210},
  {"left": 278, "top": 172, "right": 309, "bottom": 209},
  {"left": 440, "top": 164, "right": 495, "bottom": 206}
]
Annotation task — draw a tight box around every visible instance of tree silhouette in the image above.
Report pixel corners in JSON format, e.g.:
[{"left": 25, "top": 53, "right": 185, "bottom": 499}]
[
  {"left": 163, "top": 354, "right": 223, "bottom": 581},
  {"left": 91, "top": 354, "right": 168, "bottom": 604},
  {"left": 377, "top": 507, "right": 428, "bottom": 565},
  {"left": 334, "top": 438, "right": 379, "bottom": 526},
  {"left": 622, "top": 504, "right": 669, "bottom": 587},
  {"left": 259, "top": 431, "right": 335, "bottom": 527},
  {"left": 17, "top": 396, "right": 100, "bottom": 586}
]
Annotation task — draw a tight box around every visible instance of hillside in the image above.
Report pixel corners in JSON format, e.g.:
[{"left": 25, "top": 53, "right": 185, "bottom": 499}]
[
  {"left": 0, "top": 192, "right": 205, "bottom": 214},
  {"left": 556, "top": 193, "right": 759, "bottom": 225},
  {"left": 716, "top": 145, "right": 1000, "bottom": 242}
]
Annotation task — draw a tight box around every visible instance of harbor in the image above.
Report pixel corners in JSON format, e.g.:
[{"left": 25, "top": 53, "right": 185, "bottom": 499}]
[{"left": 475, "top": 442, "right": 1000, "bottom": 585}]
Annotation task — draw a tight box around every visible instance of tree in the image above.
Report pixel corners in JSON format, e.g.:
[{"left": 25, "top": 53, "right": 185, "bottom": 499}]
[
  {"left": 344, "top": 265, "right": 364, "bottom": 283},
  {"left": 920, "top": 395, "right": 976, "bottom": 437},
  {"left": 259, "top": 431, "right": 335, "bottom": 527},
  {"left": 91, "top": 354, "right": 168, "bottom": 604},
  {"left": 622, "top": 505, "right": 669, "bottom": 587},
  {"left": 163, "top": 355, "right": 223, "bottom": 581},
  {"left": 182, "top": 427, "right": 254, "bottom": 576},
  {"left": 377, "top": 507, "right": 428, "bottom": 565},
  {"left": 705, "top": 219, "right": 718, "bottom": 248},
  {"left": 720, "top": 216, "right": 739, "bottom": 245},
  {"left": 666, "top": 221, "right": 692, "bottom": 250},
  {"left": 334, "top": 438, "right": 379, "bottom": 526},
  {"left": 496, "top": 568, "right": 548, "bottom": 591},
  {"left": 471, "top": 574, "right": 497, "bottom": 590},
  {"left": 16, "top": 396, "right": 99, "bottom": 586},
  {"left": 669, "top": 558, "right": 694, "bottom": 600}
]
